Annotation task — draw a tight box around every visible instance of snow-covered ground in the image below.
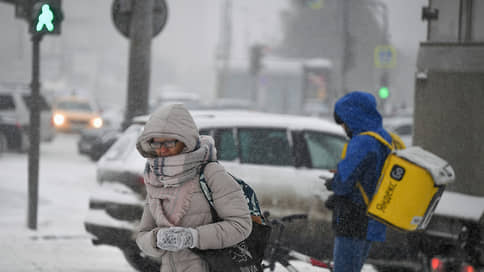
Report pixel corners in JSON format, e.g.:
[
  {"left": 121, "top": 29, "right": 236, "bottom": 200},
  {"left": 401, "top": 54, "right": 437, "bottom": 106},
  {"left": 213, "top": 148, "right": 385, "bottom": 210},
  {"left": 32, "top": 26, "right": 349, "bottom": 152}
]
[
  {"left": 0, "top": 133, "right": 136, "bottom": 272},
  {"left": 0, "top": 133, "right": 377, "bottom": 272}
]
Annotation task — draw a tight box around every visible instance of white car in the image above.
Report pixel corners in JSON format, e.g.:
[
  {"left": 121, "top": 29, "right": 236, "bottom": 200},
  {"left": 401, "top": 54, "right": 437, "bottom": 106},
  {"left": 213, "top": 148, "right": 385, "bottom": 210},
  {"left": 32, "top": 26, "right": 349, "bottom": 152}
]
[
  {"left": 85, "top": 110, "right": 347, "bottom": 271},
  {"left": 0, "top": 87, "right": 56, "bottom": 152},
  {"left": 99, "top": 110, "right": 346, "bottom": 217},
  {"left": 383, "top": 116, "right": 413, "bottom": 147}
]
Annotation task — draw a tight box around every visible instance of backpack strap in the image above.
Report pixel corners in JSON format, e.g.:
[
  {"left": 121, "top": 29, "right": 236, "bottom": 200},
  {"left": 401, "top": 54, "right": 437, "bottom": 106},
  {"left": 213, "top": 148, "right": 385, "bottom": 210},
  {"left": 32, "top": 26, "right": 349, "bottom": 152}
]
[
  {"left": 198, "top": 164, "right": 221, "bottom": 222},
  {"left": 360, "top": 131, "right": 394, "bottom": 150},
  {"left": 355, "top": 131, "right": 393, "bottom": 207},
  {"left": 199, "top": 163, "right": 267, "bottom": 225},
  {"left": 389, "top": 132, "right": 406, "bottom": 150},
  {"left": 356, "top": 182, "right": 370, "bottom": 206}
]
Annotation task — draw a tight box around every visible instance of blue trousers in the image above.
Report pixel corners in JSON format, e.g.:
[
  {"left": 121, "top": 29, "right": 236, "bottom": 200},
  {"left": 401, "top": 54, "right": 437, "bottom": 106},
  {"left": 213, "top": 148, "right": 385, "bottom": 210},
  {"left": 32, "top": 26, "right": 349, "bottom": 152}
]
[{"left": 333, "top": 236, "right": 372, "bottom": 272}]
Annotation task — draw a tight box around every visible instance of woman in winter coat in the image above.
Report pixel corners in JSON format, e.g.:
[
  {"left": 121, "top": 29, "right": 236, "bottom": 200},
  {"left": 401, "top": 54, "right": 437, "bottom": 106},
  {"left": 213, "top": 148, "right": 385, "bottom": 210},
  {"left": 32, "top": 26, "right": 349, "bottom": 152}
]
[{"left": 135, "top": 104, "right": 252, "bottom": 272}]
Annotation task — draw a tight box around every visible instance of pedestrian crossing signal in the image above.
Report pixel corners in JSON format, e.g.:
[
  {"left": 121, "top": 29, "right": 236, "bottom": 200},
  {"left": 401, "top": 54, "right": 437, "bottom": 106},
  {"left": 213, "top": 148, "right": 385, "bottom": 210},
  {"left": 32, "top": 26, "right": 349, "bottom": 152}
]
[
  {"left": 379, "top": 86, "right": 389, "bottom": 99},
  {"left": 31, "top": 0, "right": 63, "bottom": 35}
]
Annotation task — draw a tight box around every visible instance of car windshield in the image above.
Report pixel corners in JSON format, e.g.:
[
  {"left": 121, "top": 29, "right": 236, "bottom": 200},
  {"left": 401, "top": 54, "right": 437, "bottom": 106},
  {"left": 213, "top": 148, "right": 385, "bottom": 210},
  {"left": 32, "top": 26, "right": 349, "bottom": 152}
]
[
  {"left": 103, "top": 124, "right": 143, "bottom": 161},
  {"left": 22, "top": 95, "right": 51, "bottom": 111},
  {"left": 56, "top": 101, "right": 92, "bottom": 111}
]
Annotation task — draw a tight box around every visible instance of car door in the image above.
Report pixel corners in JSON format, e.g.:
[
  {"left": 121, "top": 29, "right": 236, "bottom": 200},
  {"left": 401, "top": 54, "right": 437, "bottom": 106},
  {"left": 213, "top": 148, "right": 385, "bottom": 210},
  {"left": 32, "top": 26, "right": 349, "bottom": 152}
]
[{"left": 292, "top": 130, "right": 347, "bottom": 216}]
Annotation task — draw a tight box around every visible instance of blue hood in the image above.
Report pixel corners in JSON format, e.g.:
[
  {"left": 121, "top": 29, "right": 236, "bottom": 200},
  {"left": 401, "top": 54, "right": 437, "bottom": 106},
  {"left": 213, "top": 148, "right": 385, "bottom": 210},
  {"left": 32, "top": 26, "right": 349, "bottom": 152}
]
[{"left": 334, "top": 91, "right": 383, "bottom": 135}]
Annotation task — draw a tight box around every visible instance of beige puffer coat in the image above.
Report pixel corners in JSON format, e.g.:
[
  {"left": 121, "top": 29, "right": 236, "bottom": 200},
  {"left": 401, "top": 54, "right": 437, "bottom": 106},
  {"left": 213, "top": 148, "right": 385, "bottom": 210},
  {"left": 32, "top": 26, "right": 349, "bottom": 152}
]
[{"left": 135, "top": 104, "right": 252, "bottom": 272}]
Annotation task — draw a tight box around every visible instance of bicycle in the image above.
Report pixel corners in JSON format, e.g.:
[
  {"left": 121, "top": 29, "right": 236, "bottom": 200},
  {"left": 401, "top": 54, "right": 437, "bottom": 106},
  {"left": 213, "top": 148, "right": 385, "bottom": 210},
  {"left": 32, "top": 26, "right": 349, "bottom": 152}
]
[{"left": 262, "top": 212, "right": 333, "bottom": 272}]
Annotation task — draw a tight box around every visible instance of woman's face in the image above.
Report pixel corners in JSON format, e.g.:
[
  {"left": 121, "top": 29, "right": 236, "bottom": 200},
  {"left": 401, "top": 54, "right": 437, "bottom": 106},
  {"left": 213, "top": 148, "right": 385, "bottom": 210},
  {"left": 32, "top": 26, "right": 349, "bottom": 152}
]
[{"left": 150, "top": 138, "right": 186, "bottom": 157}]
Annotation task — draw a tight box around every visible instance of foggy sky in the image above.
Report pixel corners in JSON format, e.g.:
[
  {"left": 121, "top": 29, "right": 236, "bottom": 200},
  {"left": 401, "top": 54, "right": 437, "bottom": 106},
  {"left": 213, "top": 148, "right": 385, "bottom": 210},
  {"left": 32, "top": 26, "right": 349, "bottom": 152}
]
[{"left": 0, "top": 0, "right": 427, "bottom": 110}]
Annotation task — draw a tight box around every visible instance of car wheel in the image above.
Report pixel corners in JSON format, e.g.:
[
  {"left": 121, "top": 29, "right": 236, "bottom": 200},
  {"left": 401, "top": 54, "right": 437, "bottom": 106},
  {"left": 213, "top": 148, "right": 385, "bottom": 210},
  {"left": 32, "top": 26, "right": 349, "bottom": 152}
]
[
  {"left": 0, "top": 133, "right": 7, "bottom": 154},
  {"left": 122, "top": 245, "right": 160, "bottom": 272}
]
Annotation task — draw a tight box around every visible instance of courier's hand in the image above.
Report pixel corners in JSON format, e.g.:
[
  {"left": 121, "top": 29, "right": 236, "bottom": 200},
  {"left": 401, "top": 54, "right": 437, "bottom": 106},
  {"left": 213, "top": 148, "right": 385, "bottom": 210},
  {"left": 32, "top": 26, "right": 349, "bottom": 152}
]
[
  {"left": 319, "top": 172, "right": 335, "bottom": 191},
  {"left": 324, "top": 177, "right": 334, "bottom": 191},
  {"left": 156, "top": 227, "right": 199, "bottom": 251}
]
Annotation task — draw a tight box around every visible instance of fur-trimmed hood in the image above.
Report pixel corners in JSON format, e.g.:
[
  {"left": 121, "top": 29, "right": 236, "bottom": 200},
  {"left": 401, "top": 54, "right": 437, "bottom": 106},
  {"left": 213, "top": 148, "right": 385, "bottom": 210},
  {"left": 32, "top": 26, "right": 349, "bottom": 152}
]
[{"left": 136, "top": 104, "right": 199, "bottom": 158}]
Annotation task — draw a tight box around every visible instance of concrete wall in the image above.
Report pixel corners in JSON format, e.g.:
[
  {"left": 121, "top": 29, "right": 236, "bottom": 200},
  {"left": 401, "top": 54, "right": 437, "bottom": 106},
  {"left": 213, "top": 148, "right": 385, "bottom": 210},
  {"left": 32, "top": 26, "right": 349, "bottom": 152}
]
[{"left": 414, "top": 43, "right": 484, "bottom": 196}]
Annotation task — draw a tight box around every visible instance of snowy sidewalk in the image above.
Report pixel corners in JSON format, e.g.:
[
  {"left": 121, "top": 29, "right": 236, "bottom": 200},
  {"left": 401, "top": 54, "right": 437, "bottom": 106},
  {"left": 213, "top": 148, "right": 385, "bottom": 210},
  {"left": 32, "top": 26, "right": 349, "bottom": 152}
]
[{"left": 0, "top": 134, "right": 136, "bottom": 272}]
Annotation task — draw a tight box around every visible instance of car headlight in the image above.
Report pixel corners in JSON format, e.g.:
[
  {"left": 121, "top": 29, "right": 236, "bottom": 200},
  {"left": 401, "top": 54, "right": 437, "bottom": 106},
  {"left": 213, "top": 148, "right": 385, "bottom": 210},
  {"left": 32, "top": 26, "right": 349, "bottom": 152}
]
[
  {"left": 53, "top": 113, "right": 65, "bottom": 126},
  {"left": 92, "top": 117, "right": 103, "bottom": 128}
]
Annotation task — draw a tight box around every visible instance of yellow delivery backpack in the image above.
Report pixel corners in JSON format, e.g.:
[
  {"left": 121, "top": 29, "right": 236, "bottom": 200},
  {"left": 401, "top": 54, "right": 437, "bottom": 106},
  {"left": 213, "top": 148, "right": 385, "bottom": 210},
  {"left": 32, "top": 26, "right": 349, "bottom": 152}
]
[{"left": 351, "top": 132, "right": 455, "bottom": 232}]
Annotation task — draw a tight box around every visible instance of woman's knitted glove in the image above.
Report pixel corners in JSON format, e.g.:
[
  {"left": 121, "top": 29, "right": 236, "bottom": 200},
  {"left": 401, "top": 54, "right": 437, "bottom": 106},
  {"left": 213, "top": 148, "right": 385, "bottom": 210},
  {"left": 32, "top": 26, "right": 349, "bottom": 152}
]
[{"left": 156, "top": 227, "right": 199, "bottom": 251}]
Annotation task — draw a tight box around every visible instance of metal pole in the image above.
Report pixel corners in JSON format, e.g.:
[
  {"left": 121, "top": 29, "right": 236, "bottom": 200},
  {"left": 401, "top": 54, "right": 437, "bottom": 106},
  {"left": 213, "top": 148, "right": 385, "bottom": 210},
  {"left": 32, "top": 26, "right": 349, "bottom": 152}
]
[
  {"left": 216, "top": 0, "right": 232, "bottom": 98},
  {"left": 341, "top": 0, "right": 350, "bottom": 96},
  {"left": 123, "top": 0, "right": 153, "bottom": 129},
  {"left": 28, "top": 33, "right": 42, "bottom": 230}
]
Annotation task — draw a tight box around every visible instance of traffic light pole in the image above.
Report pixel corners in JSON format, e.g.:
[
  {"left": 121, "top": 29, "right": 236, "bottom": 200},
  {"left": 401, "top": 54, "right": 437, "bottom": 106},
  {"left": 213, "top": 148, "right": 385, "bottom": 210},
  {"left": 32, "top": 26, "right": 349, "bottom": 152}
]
[{"left": 27, "top": 33, "right": 42, "bottom": 230}]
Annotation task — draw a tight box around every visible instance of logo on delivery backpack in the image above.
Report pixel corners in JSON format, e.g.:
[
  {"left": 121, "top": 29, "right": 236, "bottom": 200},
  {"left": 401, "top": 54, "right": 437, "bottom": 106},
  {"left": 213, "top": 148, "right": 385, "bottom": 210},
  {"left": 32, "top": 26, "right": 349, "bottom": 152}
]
[{"left": 390, "top": 165, "right": 405, "bottom": 181}]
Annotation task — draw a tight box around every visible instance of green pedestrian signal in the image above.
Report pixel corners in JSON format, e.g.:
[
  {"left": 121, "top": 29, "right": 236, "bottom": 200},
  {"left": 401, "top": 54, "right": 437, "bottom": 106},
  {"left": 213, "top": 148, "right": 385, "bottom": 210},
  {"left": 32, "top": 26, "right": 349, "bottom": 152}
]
[
  {"left": 30, "top": 0, "right": 63, "bottom": 35},
  {"left": 36, "top": 4, "right": 54, "bottom": 32},
  {"left": 379, "top": 86, "right": 389, "bottom": 99}
]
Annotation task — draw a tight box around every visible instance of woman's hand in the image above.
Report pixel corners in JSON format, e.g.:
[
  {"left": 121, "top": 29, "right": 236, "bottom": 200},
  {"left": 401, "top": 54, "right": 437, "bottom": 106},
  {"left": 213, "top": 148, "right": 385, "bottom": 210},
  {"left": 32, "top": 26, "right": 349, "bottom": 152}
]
[{"left": 156, "top": 227, "right": 199, "bottom": 251}]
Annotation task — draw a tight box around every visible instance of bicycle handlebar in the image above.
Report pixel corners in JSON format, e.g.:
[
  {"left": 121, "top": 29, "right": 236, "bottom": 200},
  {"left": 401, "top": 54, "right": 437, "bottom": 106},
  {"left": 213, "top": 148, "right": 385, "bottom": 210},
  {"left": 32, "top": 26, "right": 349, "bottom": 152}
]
[
  {"left": 280, "top": 214, "right": 308, "bottom": 222},
  {"left": 266, "top": 213, "right": 308, "bottom": 227}
]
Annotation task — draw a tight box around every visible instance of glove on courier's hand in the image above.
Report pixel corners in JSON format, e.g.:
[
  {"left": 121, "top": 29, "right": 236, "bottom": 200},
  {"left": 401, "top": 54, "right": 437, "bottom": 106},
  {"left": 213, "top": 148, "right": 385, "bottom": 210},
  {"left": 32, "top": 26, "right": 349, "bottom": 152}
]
[
  {"left": 156, "top": 227, "right": 199, "bottom": 251},
  {"left": 319, "top": 172, "right": 335, "bottom": 191},
  {"left": 324, "top": 177, "right": 334, "bottom": 191}
]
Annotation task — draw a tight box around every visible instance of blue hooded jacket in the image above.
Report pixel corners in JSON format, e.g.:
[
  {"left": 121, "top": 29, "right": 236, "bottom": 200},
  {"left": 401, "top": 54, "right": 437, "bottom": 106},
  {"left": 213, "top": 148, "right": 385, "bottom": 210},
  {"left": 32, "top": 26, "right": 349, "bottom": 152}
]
[{"left": 332, "top": 91, "right": 392, "bottom": 242}]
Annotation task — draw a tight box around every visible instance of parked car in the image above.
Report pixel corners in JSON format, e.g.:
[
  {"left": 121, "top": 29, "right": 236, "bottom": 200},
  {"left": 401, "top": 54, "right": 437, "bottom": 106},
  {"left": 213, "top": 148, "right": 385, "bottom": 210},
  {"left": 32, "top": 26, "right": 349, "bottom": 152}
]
[
  {"left": 85, "top": 110, "right": 479, "bottom": 272},
  {"left": 0, "top": 87, "right": 56, "bottom": 152},
  {"left": 383, "top": 116, "right": 413, "bottom": 147},
  {"left": 77, "top": 127, "right": 121, "bottom": 161},
  {"left": 52, "top": 96, "right": 103, "bottom": 132},
  {"left": 84, "top": 110, "right": 348, "bottom": 271},
  {"left": 407, "top": 191, "right": 484, "bottom": 272}
]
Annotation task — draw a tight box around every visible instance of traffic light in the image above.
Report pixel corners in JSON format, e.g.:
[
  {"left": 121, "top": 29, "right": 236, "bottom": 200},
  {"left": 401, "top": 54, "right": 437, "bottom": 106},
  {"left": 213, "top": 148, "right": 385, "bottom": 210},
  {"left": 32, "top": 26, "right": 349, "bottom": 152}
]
[
  {"left": 30, "top": 0, "right": 63, "bottom": 35},
  {"left": 249, "top": 44, "right": 264, "bottom": 75},
  {"left": 378, "top": 72, "right": 390, "bottom": 100},
  {"left": 378, "top": 86, "right": 389, "bottom": 99}
]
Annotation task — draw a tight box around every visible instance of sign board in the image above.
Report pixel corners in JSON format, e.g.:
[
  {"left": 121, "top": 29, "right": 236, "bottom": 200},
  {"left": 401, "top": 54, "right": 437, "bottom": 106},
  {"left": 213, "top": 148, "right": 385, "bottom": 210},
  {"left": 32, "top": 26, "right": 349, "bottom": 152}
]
[
  {"left": 111, "top": 0, "right": 168, "bottom": 38},
  {"left": 374, "top": 45, "right": 396, "bottom": 68}
]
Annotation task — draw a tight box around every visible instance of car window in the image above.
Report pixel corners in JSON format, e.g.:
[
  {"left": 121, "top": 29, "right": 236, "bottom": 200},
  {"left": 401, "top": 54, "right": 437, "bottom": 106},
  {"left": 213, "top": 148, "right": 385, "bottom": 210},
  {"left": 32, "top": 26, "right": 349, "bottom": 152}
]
[
  {"left": 303, "top": 131, "right": 346, "bottom": 170},
  {"left": 22, "top": 95, "right": 51, "bottom": 111},
  {"left": 394, "top": 124, "right": 412, "bottom": 135},
  {"left": 214, "top": 128, "right": 238, "bottom": 161},
  {"left": 56, "top": 101, "right": 92, "bottom": 111},
  {"left": 0, "top": 95, "right": 15, "bottom": 110},
  {"left": 199, "top": 129, "right": 211, "bottom": 136},
  {"left": 238, "top": 128, "right": 293, "bottom": 166},
  {"left": 103, "top": 124, "right": 142, "bottom": 161}
]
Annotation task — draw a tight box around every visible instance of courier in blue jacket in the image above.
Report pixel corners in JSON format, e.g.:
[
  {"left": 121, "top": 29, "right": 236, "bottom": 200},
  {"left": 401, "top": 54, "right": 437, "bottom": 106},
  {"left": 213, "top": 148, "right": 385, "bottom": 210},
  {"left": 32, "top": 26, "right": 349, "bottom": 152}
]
[{"left": 328, "top": 91, "right": 392, "bottom": 272}]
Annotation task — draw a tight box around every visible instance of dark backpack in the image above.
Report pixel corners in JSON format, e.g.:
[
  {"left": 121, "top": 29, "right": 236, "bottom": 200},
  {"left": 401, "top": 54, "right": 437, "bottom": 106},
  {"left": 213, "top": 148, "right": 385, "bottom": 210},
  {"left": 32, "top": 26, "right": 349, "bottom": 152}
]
[{"left": 190, "top": 163, "right": 272, "bottom": 272}]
